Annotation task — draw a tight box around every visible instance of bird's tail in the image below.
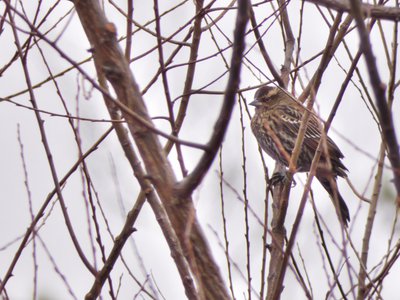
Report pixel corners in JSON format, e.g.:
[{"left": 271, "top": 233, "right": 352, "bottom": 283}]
[{"left": 317, "top": 176, "right": 350, "bottom": 226}]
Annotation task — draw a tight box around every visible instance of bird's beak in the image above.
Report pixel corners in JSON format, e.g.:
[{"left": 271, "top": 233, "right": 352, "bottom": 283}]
[{"left": 249, "top": 99, "right": 260, "bottom": 106}]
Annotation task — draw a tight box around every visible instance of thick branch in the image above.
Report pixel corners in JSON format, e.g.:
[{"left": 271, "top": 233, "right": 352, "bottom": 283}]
[
  {"left": 85, "top": 69, "right": 196, "bottom": 299},
  {"left": 306, "top": 0, "right": 400, "bottom": 21},
  {"left": 71, "top": 0, "right": 230, "bottom": 299}
]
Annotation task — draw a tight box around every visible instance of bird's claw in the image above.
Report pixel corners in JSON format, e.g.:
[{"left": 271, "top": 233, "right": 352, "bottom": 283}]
[
  {"left": 269, "top": 172, "right": 286, "bottom": 186},
  {"left": 269, "top": 171, "right": 296, "bottom": 188}
]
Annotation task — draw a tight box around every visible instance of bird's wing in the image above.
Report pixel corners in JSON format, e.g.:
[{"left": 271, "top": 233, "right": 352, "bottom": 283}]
[{"left": 278, "top": 106, "right": 344, "bottom": 159}]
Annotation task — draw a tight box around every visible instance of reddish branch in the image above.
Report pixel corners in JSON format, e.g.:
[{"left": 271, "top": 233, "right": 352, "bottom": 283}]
[
  {"left": 72, "top": 0, "right": 220, "bottom": 296},
  {"left": 71, "top": 0, "right": 251, "bottom": 298},
  {"left": 85, "top": 69, "right": 196, "bottom": 298}
]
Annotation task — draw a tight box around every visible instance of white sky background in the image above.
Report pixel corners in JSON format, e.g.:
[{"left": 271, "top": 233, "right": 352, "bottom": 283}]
[{"left": 0, "top": 0, "right": 399, "bottom": 299}]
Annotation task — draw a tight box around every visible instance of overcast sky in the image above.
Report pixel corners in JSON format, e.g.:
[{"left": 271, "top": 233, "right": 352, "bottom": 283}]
[{"left": 0, "top": 1, "right": 399, "bottom": 299}]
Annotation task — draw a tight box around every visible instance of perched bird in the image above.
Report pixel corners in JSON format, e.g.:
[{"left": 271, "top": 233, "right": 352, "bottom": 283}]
[{"left": 250, "top": 85, "right": 350, "bottom": 225}]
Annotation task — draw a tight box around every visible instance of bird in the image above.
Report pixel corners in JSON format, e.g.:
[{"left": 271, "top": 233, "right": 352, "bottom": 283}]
[{"left": 250, "top": 85, "right": 350, "bottom": 226}]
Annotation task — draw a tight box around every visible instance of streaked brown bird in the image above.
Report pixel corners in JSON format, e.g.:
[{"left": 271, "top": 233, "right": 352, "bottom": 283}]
[{"left": 250, "top": 85, "right": 350, "bottom": 225}]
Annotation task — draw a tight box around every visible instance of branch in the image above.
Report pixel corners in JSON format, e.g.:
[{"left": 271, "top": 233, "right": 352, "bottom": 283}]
[
  {"left": 164, "top": 0, "right": 205, "bottom": 154},
  {"left": 248, "top": 5, "right": 285, "bottom": 87},
  {"left": 365, "top": 240, "right": 400, "bottom": 294},
  {"left": 277, "top": 0, "right": 295, "bottom": 86},
  {"left": 268, "top": 12, "right": 344, "bottom": 300},
  {"left": 306, "top": 0, "right": 400, "bottom": 21},
  {"left": 72, "top": 0, "right": 230, "bottom": 298},
  {"left": 349, "top": 0, "right": 400, "bottom": 200},
  {"left": 175, "top": 0, "right": 250, "bottom": 198},
  {"left": 298, "top": 12, "right": 348, "bottom": 102},
  {"left": 356, "top": 143, "right": 385, "bottom": 300},
  {"left": 84, "top": 63, "right": 196, "bottom": 299},
  {"left": 266, "top": 2, "right": 301, "bottom": 296},
  {"left": 0, "top": 127, "right": 111, "bottom": 293},
  {"left": 5, "top": 1, "right": 96, "bottom": 277}
]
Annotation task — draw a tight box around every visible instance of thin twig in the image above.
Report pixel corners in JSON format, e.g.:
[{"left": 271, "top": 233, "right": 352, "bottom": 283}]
[
  {"left": 248, "top": 5, "right": 285, "bottom": 87},
  {"left": 5, "top": 1, "right": 96, "bottom": 277},
  {"left": 356, "top": 143, "right": 385, "bottom": 299},
  {"left": 0, "top": 127, "right": 112, "bottom": 293},
  {"left": 269, "top": 13, "right": 344, "bottom": 299},
  {"left": 175, "top": 0, "right": 250, "bottom": 198},
  {"left": 349, "top": 0, "right": 400, "bottom": 201},
  {"left": 72, "top": 0, "right": 231, "bottom": 298}
]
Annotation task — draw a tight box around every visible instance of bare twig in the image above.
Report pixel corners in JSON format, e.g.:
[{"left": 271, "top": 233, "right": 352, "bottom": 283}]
[
  {"left": 277, "top": 0, "right": 295, "bottom": 86},
  {"left": 175, "top": 0, "right": 250, "bottom": 198},
  {"left": 163, "top": 0, "right": 205, "bottom": 155},
  {"left": 356, "top": 143, "right": 385, "bottom": 299},
  {"left": 269, "top": 13, "right": 344, "bottom": 299},
  {"left": 349, "top": 0, "right": 400, "bottom": 201},
  {"left": 305, "top": 0, "right": 400, "bottom": 21},
  {"left": 5, "top": 1, "right": 96, "bottom": 278},
  {"left": 85, "top": 44, "right": 196, "bottom": 300},
  {"left": 0, "top": 127, "right": 112, "bottom": 293},
  {"left": 218, "top": 148, "right": 236, "bottom": 300},
  {"left": 72, "top": 0, "right": 230, "bottom": 298},
  {"left": 248, "top": 5, "right": 285, "bottom": 87}
]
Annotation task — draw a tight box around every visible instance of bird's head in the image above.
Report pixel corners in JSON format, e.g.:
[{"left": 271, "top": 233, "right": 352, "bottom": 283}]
[{"left": 249, "top": 86, "right": 282, "bottom": 108}]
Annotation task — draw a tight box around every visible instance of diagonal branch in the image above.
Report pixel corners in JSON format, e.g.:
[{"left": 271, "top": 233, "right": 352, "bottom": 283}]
[
  {"left": 175, "top": 0, "right": 250, "bottom": 198},
  {"left": 0, "top": 128, "right": 112, "bottom": 293},
  {"left": 72, "top": 0, "right": 230, "bottom": 298},
  {"left": 248, "top": 5, "right": 285, "bottom": 87},
  {"left": 349, "top": 0, "right": 400, "bottom": 201},
  {"left": 85, "top": 65, "right": 196, "bottom": 299},
  {"left": 269, "top": 12, "right": 344, "bottom": 299}
]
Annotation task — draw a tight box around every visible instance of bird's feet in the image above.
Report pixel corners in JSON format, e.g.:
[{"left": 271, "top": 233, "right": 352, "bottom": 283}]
[{"left": 269, "top": 171, "right": 297, "bottom": 188}]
